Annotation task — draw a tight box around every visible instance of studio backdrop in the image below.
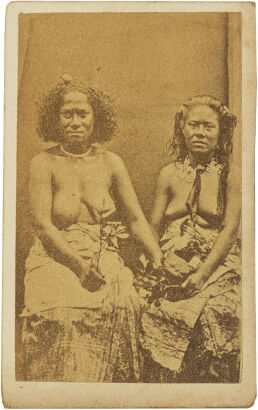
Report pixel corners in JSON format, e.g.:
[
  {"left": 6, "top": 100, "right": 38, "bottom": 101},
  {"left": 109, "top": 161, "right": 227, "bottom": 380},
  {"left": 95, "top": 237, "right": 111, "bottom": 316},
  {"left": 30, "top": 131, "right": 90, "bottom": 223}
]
[{"left": 16, "top": 12, "right": 241, "bottom": 316}]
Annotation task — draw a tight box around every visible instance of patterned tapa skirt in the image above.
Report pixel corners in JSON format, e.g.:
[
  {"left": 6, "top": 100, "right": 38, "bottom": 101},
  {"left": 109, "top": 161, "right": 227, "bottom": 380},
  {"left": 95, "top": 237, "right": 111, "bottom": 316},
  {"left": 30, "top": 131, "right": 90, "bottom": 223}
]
[
  {"left": 141, "top": 216, "right": 241, "bottom": 382},
  {"left": 21, "top": 222, "right": 141, "bottom": 382}
]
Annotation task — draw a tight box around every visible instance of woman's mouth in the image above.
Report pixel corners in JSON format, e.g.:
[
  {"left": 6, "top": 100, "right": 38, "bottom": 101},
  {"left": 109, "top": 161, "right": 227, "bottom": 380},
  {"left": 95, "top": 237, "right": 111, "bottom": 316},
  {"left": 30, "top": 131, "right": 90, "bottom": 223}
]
[
  {"left": 192, "top": 141, "right": 207, "bottom": 147},
  {"left": 68, "top": 132, "right": 84, "bottom": 138}
]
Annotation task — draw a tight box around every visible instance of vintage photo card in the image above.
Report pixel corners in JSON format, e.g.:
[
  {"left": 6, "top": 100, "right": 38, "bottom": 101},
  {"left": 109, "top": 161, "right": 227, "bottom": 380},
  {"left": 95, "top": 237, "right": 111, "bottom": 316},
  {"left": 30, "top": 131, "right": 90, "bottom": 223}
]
[{"left": 2, "top": 1, "right": 256, "bottom": 408}]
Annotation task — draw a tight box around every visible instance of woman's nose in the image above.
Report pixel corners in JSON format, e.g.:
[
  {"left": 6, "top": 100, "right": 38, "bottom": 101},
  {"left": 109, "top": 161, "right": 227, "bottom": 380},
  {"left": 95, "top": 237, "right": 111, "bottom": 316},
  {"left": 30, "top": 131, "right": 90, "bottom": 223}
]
[
  {"left": 70, "top": 114, "right": 81, "bottom": 127},
  {"left": 196, "top": 124, "right": 206, "bottom": 136}
]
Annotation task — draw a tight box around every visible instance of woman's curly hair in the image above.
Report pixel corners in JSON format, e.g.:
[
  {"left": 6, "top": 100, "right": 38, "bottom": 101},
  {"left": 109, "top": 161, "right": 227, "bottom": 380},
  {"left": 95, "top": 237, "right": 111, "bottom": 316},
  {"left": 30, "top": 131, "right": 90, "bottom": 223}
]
[
  {"left": 169, "top": 95, "right": 237, "bottom": 168},
  {"left": 37, "top": 76, "right": 117, "bottom": 143}
]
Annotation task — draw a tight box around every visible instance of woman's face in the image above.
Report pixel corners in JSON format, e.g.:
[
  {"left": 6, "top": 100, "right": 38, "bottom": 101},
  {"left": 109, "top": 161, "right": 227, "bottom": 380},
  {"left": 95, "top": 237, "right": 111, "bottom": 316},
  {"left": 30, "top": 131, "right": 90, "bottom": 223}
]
[
  {"left": 182, "top": 105, "right": 220, "bottom": 157},
  {"left": 59, "top": 91, "right": 94, "bottom": 145}
]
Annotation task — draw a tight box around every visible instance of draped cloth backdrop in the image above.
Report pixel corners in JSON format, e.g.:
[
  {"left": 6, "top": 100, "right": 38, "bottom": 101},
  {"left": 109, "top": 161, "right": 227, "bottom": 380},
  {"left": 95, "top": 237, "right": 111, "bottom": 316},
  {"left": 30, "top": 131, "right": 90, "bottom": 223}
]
[{"left": 16, "top": 14, "right": 241, "bottom": 369}]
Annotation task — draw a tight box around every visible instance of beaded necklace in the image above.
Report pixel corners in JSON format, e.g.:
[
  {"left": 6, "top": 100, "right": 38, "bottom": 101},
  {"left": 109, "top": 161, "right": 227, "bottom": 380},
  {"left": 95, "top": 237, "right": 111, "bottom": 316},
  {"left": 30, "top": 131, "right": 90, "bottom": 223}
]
[
  {"left": 60, "top": 144, "right": 93, "bottom": 158},
  {"left": 176, "top": 157, "right": 223, "bottom": 183}
]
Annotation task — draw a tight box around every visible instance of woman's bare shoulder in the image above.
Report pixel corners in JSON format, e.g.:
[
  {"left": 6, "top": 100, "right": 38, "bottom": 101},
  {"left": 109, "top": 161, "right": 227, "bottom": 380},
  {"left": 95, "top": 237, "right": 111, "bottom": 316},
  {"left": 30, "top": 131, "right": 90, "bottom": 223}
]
[
  {"left": 97, "top": 149, "right": 125, "bottom": 169},
  {"left": 159, "top": 162, "right": 179, "bottom": 181},
  {"left": 156, "top": 162, "right": 182, "bottom": 193},
  {"left": 30, "top": 149, "right": 57, "bottom": 173}
]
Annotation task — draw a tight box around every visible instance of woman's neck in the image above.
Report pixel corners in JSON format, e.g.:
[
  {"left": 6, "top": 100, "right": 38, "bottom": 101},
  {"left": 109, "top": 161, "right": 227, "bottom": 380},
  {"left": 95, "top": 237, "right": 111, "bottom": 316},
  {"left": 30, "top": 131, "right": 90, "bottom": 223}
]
[
  {"left": 61, "top": 141, "right": 91, "bottom": 156},
  {"left": 188, "top": 152, "right": 214, "bottom": 167}
]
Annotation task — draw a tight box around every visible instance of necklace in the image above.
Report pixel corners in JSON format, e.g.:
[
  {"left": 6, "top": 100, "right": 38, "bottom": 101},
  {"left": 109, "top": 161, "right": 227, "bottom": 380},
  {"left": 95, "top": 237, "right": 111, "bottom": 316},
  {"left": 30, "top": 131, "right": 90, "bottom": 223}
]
[
  {"left": 176, "top": 157, "right": 223, "bottom": 183},
  {"left": 60, "top": 144, "right": 93, "bottom": 158}
]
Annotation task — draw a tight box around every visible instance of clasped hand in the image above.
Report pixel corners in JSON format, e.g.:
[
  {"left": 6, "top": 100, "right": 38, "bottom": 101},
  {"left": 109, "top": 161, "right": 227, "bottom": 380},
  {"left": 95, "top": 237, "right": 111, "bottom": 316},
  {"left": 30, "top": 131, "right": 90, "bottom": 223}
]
[
  {"left": 181, "top": 270, "right": 207, "bottom": 297},
  {"left": 79, "top": 253, "right": 106, "bottom": 291},
  {"left": 157, "top": 257, "right": 207, "bottom": 299}
]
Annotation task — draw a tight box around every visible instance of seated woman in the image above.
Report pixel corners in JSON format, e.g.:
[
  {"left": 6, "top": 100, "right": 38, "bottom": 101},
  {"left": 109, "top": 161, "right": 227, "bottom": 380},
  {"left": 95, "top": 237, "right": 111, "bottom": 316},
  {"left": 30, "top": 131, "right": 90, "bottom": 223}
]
[
  {"left": 140, "top": 95, "right": 241, "bottom": 382},
  {"left": 21, "top": 75, "right": 162, "bottom": 382}
]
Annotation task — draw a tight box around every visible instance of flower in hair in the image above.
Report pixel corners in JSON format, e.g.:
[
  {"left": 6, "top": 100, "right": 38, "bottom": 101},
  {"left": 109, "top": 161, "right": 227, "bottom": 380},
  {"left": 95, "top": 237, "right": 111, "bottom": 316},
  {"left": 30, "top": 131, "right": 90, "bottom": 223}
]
[{"left": 61, "top": 73, "right": 74, "bottom": 84}]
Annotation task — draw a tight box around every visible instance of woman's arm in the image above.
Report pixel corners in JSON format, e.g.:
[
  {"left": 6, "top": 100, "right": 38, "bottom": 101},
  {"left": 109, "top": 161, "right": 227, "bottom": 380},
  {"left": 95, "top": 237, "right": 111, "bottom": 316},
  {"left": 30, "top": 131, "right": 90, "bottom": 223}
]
[
  {"left": 110, "top": 153, "right": 162, "bottom": 265},
  {"left": 182, "top": 165, "right": 241, "bottom": 292},
  {"left": 150, "top": 167, "right": 171, "bottom": 239},
  {"left": 29, "top": 154, "right": 103, "bottom": 282}
]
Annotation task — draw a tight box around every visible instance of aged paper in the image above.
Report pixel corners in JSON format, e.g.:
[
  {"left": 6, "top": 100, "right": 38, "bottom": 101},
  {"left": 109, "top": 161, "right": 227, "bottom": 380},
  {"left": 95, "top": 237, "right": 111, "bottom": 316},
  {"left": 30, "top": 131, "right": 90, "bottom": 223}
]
[{"left": 2, "top": 1, "right": 256, "bottom": 408}]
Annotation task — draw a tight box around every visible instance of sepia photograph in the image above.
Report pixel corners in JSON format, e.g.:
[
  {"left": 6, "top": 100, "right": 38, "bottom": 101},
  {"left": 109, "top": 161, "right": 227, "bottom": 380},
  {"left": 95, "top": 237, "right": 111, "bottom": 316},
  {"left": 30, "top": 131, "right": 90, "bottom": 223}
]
[{"left": 2, "top": 1, "right": 256, "bottom": 408}]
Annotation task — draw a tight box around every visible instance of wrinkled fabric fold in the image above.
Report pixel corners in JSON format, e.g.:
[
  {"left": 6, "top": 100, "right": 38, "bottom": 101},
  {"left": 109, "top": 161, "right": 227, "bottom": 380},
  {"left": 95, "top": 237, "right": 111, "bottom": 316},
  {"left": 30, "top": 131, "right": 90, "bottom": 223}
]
[
  {"left": 22, "top": 222, "right": 141, "bottom": 382},
  {"left": 141, "top": 216, "right": 241, "bottom": 378}
]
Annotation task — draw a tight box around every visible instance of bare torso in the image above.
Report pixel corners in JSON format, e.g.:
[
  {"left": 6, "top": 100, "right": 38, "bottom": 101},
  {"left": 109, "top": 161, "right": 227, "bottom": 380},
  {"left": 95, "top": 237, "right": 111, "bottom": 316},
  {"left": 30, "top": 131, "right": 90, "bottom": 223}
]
[
  {"left": 164, "top": 162, "right": 221, "bottom": 227},
  {"left": 29, "top": 143, "right": 163, "bottom": 273},
  {"left": 44, "top": 146, "right": 116, "bottom": 228}
]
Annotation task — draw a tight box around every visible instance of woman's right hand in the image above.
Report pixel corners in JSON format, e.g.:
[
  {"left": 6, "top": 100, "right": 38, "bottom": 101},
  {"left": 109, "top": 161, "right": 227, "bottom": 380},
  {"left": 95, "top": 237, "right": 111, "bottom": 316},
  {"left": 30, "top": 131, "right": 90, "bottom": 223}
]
[
  {"left": 79, "top": 254, "right": 106, "bottom": 291},
  {"left": 163, "top": 253, "right": 192, "bottom": 279}
]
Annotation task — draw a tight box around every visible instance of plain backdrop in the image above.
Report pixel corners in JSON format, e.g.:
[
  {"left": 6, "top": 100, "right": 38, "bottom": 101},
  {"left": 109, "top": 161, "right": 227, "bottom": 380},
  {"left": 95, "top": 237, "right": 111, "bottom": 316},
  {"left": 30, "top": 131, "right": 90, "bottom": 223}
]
[{"left": 16, "top": 12, "right": 230, "bottom": 312}]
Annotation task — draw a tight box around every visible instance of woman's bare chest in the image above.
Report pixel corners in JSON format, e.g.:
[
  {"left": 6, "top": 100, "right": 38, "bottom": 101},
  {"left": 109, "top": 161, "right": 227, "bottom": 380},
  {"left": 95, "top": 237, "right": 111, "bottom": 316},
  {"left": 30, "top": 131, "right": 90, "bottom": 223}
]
[
  {"left": 51, "top": 158, "right": 115, "bottom": 223},
  {"left": 167, "top": 173, "right": 221, "bottom": 217},
  {"left": 52, "top": 159, "right": 112, "bottom": 195}
]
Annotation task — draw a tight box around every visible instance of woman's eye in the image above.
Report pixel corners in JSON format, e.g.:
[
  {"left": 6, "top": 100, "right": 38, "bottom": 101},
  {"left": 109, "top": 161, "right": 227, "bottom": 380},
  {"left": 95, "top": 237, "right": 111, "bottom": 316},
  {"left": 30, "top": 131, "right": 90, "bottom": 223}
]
[
  {"left": 61, "top": 110, "right": 90, "bottom": 119},
  {"left": 61, "top": 112, "right": 72, "bottom": 119},
  {"left": 79, "top": 112, "right": 89, "bottom": 118}
]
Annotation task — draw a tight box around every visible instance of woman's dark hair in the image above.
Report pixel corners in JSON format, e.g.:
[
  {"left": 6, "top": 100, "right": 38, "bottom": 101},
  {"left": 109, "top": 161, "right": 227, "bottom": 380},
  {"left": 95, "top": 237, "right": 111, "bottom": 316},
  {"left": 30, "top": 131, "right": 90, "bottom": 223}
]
[
  {"left": 169, "top": 95, "right": 237, "bottom": 168},
  {"left": 37, "top": 76, "right": 117, "bottom": 143}
]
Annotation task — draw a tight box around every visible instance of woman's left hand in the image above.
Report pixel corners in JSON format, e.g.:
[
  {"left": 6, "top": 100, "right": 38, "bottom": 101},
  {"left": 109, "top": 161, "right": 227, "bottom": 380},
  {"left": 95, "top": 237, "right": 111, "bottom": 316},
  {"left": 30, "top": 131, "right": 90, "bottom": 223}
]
[
  {"left": 181, "top": 270, "right": 208, "bottom": 297},
  {"left": 80, "top": 253, "right": 106, "bottom": 291}
]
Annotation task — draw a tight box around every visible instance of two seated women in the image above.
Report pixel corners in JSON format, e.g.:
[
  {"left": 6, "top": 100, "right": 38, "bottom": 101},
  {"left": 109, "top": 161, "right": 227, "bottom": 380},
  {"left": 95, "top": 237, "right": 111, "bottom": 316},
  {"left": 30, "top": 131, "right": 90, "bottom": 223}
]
[{"left": 21, "top": 77, "right": 241, "bottom": 383}]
